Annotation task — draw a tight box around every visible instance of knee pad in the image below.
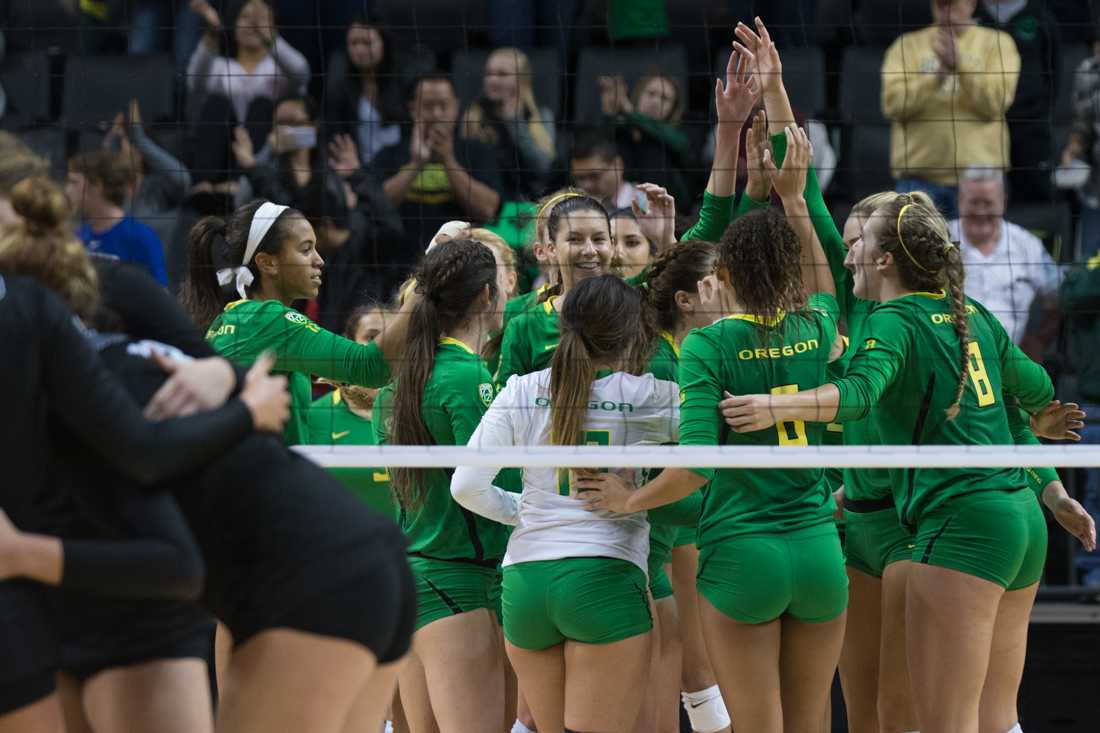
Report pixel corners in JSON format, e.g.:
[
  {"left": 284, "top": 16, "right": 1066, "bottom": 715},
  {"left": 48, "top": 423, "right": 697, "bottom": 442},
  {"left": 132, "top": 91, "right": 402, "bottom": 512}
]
[{"left": 681, "top": 685, "right": 731, "bottom": 733}]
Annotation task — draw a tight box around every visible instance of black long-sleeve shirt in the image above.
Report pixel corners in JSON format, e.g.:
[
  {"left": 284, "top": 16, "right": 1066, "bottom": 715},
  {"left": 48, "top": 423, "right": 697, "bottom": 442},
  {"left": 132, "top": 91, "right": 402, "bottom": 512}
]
[{"left": 0, "top": 275, "right": 252, "bottom": 592}]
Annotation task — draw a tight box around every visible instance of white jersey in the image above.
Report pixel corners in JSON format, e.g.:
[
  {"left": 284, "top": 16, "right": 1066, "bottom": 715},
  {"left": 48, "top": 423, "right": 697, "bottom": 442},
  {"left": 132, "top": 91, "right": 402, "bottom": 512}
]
[{"left": 450, "top": 369, "right": 679, "bottom": 574}]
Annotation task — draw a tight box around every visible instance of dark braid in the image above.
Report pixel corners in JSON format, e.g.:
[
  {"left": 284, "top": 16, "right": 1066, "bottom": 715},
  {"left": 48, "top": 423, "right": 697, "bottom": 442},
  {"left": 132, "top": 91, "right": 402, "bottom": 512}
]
[
  {"left": 645, "top": 240, "right": 717, "bottom": 332},
  {"left": 389, "top": 239, "right": 499, "bottom": 509},
  {"left": 872, "top": 194, "right": 969, "bottom": 420},
  {"left": 718, "top": 208, "right": 805, "bottom": 325}
]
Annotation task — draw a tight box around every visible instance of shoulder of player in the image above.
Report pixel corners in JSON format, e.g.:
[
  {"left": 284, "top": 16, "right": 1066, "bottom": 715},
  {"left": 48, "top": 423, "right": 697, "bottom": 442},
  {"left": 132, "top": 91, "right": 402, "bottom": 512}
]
[{"left": 430, "top": 349, "right": 495, "bottom": 406}]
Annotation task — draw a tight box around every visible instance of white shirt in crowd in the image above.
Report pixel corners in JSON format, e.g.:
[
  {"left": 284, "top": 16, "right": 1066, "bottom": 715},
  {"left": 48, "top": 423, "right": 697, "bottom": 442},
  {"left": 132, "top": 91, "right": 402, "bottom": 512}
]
[
  {"left": 948, "top": 218, "right": 1063, "bottom": 344},
  {"left": 187, "top": 37, "right": 310, "bottom": 121},
  {"left": 450, "top": 369, "right": 680, "bottom": 576}
]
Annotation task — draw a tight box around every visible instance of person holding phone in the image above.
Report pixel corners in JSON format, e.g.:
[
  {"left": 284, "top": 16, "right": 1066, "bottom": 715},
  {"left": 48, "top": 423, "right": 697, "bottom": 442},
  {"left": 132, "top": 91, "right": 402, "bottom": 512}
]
[{"left": 230, "top": 94, "right": 348, "bottom": 218}]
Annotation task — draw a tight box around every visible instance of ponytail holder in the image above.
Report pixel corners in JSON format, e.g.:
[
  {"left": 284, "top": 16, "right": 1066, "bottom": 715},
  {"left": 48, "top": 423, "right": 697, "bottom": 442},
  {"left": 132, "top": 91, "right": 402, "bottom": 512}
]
[
  {"left": 216, "top": 266, "right": 255, "bottom": 301},
  {"left": 895, "top": 203, "right": 932, "bottom": 273}
]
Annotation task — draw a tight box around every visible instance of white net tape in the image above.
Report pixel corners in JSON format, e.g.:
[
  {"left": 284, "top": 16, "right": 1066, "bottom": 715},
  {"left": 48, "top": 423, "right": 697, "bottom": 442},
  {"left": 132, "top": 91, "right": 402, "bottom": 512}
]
[{"left": 294, "top": 444, "right": 1100, "bottom": 470}]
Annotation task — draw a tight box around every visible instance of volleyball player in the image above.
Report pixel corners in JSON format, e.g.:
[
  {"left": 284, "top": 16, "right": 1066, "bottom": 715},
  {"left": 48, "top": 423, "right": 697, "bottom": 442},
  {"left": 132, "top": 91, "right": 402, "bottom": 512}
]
[
  {"left": 5, "top": 177, "right": 416, "bottom": 733},
  {"left": 717, "top": 194, "right": 1077, "bottom": 733},
  {"left": 182, "top": 199, "right": 412, "bottom": 445},
  {"left": 306, "top": 305, "right": 397, "bottom": 521},
  {"left": 582, "top": 125, "right": 847, "bottom": 733},
  {"left": 642, "top": 242, "right": 732, "bottom": 733},
  {"left": 372, "top": 239, "right": 512, "bottom": 732},
  {"left": 449, "top": 274, "right": 677, "bottom": 733}
]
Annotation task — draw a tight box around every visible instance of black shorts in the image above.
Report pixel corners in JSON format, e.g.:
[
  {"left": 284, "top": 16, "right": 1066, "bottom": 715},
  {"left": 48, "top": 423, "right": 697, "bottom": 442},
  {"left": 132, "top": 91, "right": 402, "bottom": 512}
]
[
  {"left": 224, "top": 530, "right": 417, "bottom": 664},
  {"left": 59, "top": 594, "right": 215, "bottom": 682},
  {"left": 0, "top": 581, "right": 59, "bottom": 715}
]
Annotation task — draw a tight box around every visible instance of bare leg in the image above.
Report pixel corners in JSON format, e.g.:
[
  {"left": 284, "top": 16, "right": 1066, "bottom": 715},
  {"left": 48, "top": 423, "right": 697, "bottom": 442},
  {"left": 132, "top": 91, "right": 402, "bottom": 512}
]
[
  {"left": 632, "top": 594, "right": 661, "bottom": 733},
  {"left": 699, "top": 596, "right": 783, "bottom": 733},
  {"left": 878, "top": 561, "right": 918, "bottom": 733},
  {"left": 978, "top": 583, "right": 1038, "bottom": 733},
  {"left": 502, "top": 628, "right": 518, "bottom": 733},
  {"left": 56, "top": 674, "right": 94, "bottom": 733},
  {"left": 215, "top": 628, "right": 377, "bottom": 733},
  {"left": 342, "top": 661, "right": 405, "bottom": 733},
  {"left": 906, "top": 564, "right": 1003, "bottom": 733},
  {"left": 82, "top": 659, "right": 213, "bottom": 733},
  {"left": 670, "top": 549, "right": 730, "bottom": 733},
  {"left": 778, "top": 612, "right": 847, "bottom": 733},
  {"left": 516, "top": 692, "right": 537, "bottom": 731},
  {"left": 653, "top": 596, "right": 684, "bottom": 732},
  {"left": 563, "top": 632, "right": 653, "bottom": 732},
  {"left": 838, "top": 567, "right": 881, "bottom": 733},
  {"left": 395, "top": 650, "right": 436, "bottom": 733},
  {"left": 0, "top": 693, "right": 64, "bottom": 733},
  {"left": 507, "top": 642, "right": 565, "bottom": 733},
  {"left": 416, "top": 609, "right": 505, "bottom": 733},
  {"left": 213, "top": 623, "right": 232, "bottom": 700}
]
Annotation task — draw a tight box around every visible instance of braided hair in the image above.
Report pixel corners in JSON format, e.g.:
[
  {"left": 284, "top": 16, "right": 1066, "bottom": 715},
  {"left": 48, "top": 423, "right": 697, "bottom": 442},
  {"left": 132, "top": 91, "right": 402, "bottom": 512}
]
[
  {"left": 870, "top": 193, "right": 968, "bottom": 419},
  {"left": 389, "top": 239, "right": 500, "bottom": 509},
  {"left": 644, "top": 240, "right": 717, "bottom": 333}
]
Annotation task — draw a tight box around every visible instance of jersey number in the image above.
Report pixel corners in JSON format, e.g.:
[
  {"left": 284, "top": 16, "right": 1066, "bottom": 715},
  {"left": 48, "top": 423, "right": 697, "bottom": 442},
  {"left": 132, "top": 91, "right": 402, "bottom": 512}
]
[
  {"left": 558, "top": 430, "right": 611, "bottom": 496},
  {"left": 967, "top": 342, "right": 996, "bottom": 407},
  {"left": 771, "top": 384, "right": 808, "bottom": 446}
]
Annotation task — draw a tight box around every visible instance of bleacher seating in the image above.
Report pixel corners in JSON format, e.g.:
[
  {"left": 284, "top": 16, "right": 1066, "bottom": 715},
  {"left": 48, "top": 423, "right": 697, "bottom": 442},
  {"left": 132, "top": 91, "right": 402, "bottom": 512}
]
[
  {"left": 62, "top": 54, "right": 178, "bottom": 131},
  {"left": 0, "top": 51, "right": 53, "bottom": 130},
  {"left": 374, "top": 0, "right": 490, "bottom": 55}
]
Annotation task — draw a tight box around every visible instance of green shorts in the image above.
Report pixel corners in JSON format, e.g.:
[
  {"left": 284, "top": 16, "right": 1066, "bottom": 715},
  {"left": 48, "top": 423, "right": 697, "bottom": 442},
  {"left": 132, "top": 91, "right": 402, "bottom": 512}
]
[
  {"left": 843, "top": 502, "right": 914, "bottom": 578},
  {"left": 697, "top": 525, "right": 848, "bottom": 625},
  {"left": 673, "top": 526, "right": 697, "bottom": 547},
  {"left": 409, "top": 556, "right": 498, "bottom": 631},
  {"left": 913, "top": 489, "right": 1047, "bottom": 591},
  {"left": 648, "top": 554, "right": 673, "bottom": 600},
  {"left": 502, "top": 557, "right": 653, "bottom": 651}
]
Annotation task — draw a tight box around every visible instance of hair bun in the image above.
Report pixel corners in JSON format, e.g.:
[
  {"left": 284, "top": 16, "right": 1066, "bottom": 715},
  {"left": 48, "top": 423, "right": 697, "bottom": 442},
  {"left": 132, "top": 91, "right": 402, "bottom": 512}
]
[{"left": 10, "top": 177, "right": 69, "bottom": 235}]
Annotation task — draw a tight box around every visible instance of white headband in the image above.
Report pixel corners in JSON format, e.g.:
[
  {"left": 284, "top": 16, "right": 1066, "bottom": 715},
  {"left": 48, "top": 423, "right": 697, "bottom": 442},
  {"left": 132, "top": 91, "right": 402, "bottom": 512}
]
[{"left": 215, "top": 202, "right": 289, "bottom": 300}]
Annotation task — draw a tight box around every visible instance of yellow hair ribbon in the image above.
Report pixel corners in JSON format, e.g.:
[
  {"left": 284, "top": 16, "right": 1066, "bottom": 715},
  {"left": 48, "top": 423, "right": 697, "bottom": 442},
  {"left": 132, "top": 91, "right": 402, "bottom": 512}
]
[{"left": 896, "top": 204, "right": 932, "bottom": 273}]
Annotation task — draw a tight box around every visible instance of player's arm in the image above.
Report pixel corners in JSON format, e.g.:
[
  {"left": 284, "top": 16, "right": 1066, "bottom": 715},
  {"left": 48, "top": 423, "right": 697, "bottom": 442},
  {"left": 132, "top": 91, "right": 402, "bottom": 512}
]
[{"left": 451, "top": 380, "right": 521, "bottom": 525}]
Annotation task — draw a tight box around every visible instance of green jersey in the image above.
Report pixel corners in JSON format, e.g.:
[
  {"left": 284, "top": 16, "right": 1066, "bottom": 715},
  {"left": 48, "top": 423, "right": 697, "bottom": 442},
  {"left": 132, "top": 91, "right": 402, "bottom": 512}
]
[
  {"left": 305, "top": 390, "right": 396, "bottom": 520},
  {"left": 647, "top": 331, "right": 680, "bottom": 382},
  {"left": 680, "top": 293, "right": 841, "bottom": 543},
  {"left": 373, "top": 339, "right": 509, "bottom": 563},
  {"left": 207, "top": 299, "right": 390, "bottom": 444},
  {"left": 495, "top": 296, "right": 560, "bottom": 386},
  {"left": 502, "top": 283, "right": 551, "bottom": 331},
  {"left": 832, "top": 293, "right": 1055, "bottom": 528}
]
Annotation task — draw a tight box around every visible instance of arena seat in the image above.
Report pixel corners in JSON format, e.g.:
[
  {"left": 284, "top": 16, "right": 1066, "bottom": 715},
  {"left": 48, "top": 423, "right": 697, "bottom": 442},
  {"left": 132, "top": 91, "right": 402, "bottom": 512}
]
[
  {"left": 374, "top": 0, "right": 490, "bottom": 55},
  {"left": 62, "top": 54, "right": 178, "bottom": 131},
  {"left": 0, "top": 51, "right": 53, "bottom": 130},
  {"left": 1054, "top": 43, "right": 1091, "bottom": 127}
]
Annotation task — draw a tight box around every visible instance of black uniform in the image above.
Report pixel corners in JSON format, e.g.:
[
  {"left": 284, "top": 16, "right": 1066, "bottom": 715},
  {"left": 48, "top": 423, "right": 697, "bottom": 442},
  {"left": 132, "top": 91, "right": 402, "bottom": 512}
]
[{"left": 0, "top": 275, "right": 254, "bottom": 714}]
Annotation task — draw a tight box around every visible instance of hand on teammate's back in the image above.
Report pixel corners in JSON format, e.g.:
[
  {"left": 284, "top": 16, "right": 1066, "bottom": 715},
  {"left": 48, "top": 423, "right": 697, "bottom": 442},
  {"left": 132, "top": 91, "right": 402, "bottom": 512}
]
[
  {"left": 145, "top": 355, "right": 239, "bottom": 420},
  {"left": 239, "top": 352, "right": 291, "bottom": 433}
]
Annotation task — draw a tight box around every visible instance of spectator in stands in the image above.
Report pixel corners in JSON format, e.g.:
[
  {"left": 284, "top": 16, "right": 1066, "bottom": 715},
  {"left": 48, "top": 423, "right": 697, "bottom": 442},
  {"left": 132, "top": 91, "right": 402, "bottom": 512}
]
[
  {"left": 569, "top": 129, "right": 640, "bottom": 210},
  {"left": 947, "top": 166, "right": 1061, "bottom": 345},
  {"left": 881, "top": 0, "right": 1021, "bottom": 219},
  {"left": 460, "top": 47, "right": 557, "bottom": 200},
  {"left": 597, "top": 72, "right": 692, "bottom": 204},
  {"left": 1057, "top": 28, "right": 1100, "bottom": 259},
  {"left": 976, "top": 0, "right": 1061, "bottom": 202},
  {"left": 102, "top": 100, "right": 192, "bottom": 249},
  {"left": 322, "top": 13, "right": 403, "bottom": 167},
  {"left": 186, "top": 0, "right": 310, "bottom": 182},
  {"left": 65, "top": 151, "right": 167, "bottom": 285},
  {"left": 1059, "top": 254, "right": 1100, "bottom": 586},
  {"left": 373, "top": 73, "right": 502, "bottom": 255},
  {"left": 230, "top": 94, "right": 347, "bottom": 220}
]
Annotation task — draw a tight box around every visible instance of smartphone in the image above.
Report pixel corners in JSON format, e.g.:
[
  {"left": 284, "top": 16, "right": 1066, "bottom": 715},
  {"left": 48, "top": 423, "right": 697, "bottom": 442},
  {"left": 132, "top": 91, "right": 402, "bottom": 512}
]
[
  {"left": 283, "top": 126, "right": 317, "bottom": 151},
  {"left": 633, "top": 189, "right": 649, "bottom": 215}
]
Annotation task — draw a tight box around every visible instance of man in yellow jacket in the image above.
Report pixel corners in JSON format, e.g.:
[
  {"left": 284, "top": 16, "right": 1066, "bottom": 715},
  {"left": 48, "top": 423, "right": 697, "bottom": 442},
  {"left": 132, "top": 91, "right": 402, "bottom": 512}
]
[{"left": 881, "top": 0, "right": 1020, "bottom": 219}]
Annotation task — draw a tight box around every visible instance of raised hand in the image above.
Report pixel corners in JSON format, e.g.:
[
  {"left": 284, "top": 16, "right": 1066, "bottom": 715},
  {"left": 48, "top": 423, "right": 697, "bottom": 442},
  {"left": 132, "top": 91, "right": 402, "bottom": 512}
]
[
  {"left": 764, "top": 124, "right": 812, "bottom": 203},
  {"left": 409, "top": 124, "right": 432, "bottom": 165},
  {"left": 744, "top": 109, "right": 771, "bottom": 201},
  {"left": 327, "top": 133, "right": 361, "bottom": 179},
  {"left": 190, "top": 0, "right": 221, "bottom": 30},
  {"left": 734, "top": 17, "right": 783, "bottom": 93},
  {"left": 632, "top": 182, "right": 677, "bottom": 249},
  {"left": 715, "top": 46, "right": 761, "bottom": 126}
]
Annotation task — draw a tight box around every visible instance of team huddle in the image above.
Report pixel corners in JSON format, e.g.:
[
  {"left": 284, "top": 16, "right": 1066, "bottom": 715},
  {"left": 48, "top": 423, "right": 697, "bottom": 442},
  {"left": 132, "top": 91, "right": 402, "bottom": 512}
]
[{"left": 0, "top": 16, "right": 1098, "bottom": 733}]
